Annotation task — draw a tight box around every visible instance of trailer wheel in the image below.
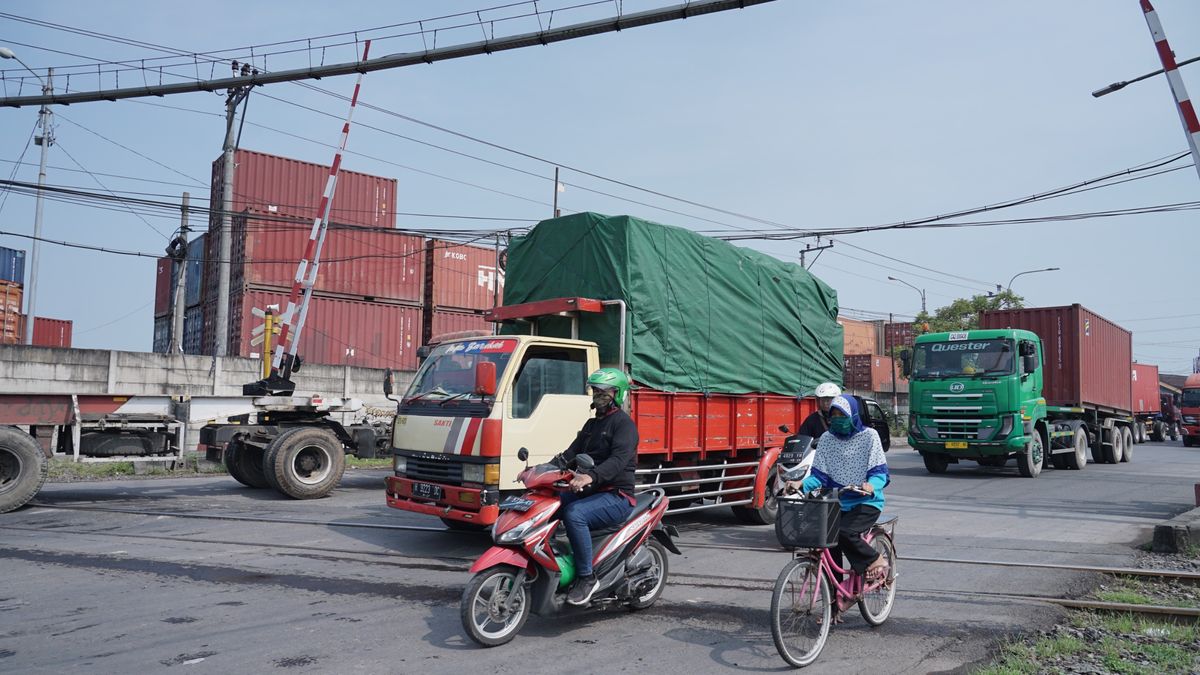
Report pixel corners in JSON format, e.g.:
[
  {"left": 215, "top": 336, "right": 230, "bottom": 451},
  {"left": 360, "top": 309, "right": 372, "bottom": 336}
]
[
  {"left": 1107, "top": 427, "right": 1124, "bottom": 464},
  {"left": 1064, "top": 428, "right": 1087, "bottom": 469},
  {"left": 263, "top": 427, "right": 346, "bottom": 500},
  {"left": 222, "top": 440, "right": 270, "bottom": 489},
  {"left": 922, "top": 453, "right": 949, "bottom": 474},
  {"left": 1150, "top": 422, "right": 1164, "bottom": 443},
  {"left": 1120, "top": 426, "right": 1133, "bottom": 463},
  {"left": 1017, "top": 433, "right": 1043, "bottom": 478},
  {"left": 0, "top": 428, "right": 48, "bottom": 514}
]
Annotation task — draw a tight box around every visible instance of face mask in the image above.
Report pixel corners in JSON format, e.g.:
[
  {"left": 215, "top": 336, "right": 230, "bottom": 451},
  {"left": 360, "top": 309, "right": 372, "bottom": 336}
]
[
  {"left": 591, "top": 390, "right": 614, "bottom": 410},
  {"left": 830, "top": 416, "right": 854, "bottom": 435}
]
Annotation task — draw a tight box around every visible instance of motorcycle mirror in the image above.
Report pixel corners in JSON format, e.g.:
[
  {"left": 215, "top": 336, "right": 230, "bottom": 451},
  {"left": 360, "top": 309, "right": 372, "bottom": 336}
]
[
  {"left": 383, "top": 369, "right": 395, "bottom": 397},
  {"left": 778, "top": 424, "right": 790, "bottom": 434},
  {"left": 574, "top": 453, "right": 595, "bottom": 471},
  {"left": 517, "top": 447, "right": 529, "bottom": 462}
]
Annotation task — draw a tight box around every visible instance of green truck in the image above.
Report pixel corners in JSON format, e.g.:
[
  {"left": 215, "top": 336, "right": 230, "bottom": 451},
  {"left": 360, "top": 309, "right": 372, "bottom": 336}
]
[{"left": 903, "top": 305, "right": 1135, "bottom": 478}]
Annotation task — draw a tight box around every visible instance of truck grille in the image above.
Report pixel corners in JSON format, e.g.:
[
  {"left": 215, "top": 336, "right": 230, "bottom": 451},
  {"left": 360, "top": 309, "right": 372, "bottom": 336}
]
[
  {"left": 406, "top": 456, "right": 463, "bottom": 485},
  {"left": 933, "top": 419, "right": 982, "bottom": 438}
]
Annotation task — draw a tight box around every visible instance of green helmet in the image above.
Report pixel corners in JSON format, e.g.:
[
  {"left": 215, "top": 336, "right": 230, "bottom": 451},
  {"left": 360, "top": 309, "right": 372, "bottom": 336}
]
[{"left": 587, "top": 368, "right": 631, "bottom": 407}]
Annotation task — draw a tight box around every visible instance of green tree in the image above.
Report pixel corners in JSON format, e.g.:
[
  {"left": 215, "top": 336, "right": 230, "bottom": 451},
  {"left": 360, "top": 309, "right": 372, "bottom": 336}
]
[{"left": 914, "top": 290, "right": 1024, "bottom": 334}]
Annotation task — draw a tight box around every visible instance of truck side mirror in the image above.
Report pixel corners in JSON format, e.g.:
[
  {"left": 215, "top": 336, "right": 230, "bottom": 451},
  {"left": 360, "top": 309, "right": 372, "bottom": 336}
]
[
  {"left": 899, "top": 349, "right": 912, "bottom": 378},
  {"left": 517, "top": 447, "right": 529, "bottom": 462},
  {"left": 416, "top": 345, "right": 432, "bottom": 363},
  {"left": 383, "top": 369, "right": 395, "bottom": 396},
  {"left": 1022, "top": 354, "right": 1036, "bottom": 374},
  {"left": 474, "top": 361, "right": 497, "bottom": 396}
]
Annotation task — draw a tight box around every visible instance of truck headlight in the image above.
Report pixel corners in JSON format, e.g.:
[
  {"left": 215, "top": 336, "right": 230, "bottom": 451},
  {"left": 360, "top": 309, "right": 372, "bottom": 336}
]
[
  {"left": 393, "top": 455, "right": 407, "bottom": 474},
  {"left": 908, "top": 413, "right": 920, "bottom": 437},
  {"left": 462, "top": 462, "right": 500, "bottom": 485}
]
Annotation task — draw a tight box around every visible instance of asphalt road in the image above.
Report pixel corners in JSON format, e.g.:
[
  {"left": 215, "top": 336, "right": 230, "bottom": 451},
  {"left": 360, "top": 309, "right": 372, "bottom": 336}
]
[{"left": 1, "top": 440, "right": 1197, "bottom": 674}]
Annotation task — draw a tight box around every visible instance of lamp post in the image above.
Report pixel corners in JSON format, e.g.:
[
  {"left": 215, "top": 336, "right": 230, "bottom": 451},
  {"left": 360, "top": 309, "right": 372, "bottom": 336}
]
[
  {"left": 0, "top": 47, "right": 53, "bottom": 345},
  {"left": 1006, "top": 267, "right": 1059, "bottom": 293},
  {"left": 887, "top": 276, "right": 926, "bottom": 314}
]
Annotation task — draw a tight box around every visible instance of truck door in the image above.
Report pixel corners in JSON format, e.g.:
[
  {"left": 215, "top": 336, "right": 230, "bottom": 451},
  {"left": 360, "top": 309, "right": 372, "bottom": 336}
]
[
  {"left": 502, "top": 345, "right": 593, "bottom": 487},
  {"left": 1019, "top": 339, "right": 1042, "bottom": 409}
]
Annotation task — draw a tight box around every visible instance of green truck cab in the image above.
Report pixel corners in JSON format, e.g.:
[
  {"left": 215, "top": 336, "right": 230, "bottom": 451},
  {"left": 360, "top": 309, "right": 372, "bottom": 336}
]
[{"left": 904, "top": 329, "right": 1050, "bottom": 476}]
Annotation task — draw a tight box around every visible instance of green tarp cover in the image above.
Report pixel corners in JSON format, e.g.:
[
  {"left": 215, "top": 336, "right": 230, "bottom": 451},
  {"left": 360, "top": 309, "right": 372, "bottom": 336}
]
[{"left": 502, "top": 213, "right": 843, "bottom": 396}]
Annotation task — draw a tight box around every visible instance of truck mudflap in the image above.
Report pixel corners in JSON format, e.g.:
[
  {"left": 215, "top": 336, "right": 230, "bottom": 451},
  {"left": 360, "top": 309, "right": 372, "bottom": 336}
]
[
  {"left": 751, "top": 445, "right": 784, "bottom": 509},
  {"left": 385, "top": 475, "right": 500, "bottom": 525}
]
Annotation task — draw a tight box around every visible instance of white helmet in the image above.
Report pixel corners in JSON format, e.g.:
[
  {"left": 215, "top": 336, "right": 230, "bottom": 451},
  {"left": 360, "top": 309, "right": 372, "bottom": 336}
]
[{"left": 814, "top": 382, "right": 842, "bottom": 398}]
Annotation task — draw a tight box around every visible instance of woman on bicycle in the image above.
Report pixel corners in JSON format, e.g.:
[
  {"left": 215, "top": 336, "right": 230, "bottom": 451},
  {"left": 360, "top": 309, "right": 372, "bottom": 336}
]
[{"left": 786, "top": 395, "right": 890, "bottom": 583}]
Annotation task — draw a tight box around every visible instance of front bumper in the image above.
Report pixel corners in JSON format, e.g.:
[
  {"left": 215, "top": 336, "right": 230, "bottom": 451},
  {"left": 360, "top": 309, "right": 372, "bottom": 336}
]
[{"left": 384, "top": 475, "right": 500, "bottom": 525}]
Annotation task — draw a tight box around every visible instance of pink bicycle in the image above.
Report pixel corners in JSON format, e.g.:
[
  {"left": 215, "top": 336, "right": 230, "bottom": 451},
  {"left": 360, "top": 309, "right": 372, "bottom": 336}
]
[{"left": 770, "top": 489, "right": 898, "bottom": 668}]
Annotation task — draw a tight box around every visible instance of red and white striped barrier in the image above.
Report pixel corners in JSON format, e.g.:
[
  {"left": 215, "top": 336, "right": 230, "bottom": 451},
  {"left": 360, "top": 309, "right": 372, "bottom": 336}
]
[{"left": 1140, "top": 0, "right": 1200, "bottom": 183}]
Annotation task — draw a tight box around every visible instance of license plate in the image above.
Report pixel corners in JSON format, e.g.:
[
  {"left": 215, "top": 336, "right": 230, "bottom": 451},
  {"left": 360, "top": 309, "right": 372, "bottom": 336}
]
[
  {"left": 499, "top": 496, "right": 535, "bottom": 512},
  {"left": 411, "top": 482, "right": 444, "bottom": 500},
  {"left": 945, "top": 441, "right": 968, "bottom": 449}
]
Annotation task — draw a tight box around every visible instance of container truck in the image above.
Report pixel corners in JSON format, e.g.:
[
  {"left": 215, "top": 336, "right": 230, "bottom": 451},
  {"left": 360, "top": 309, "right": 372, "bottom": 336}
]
[
  {"left": 384, "top": 213, "right": 843, "bottom": 528},
  {"left": 1182, "top": 373, "right": 1200, "bottom": 447},
  {"left": 1131, "top": 362, "right": 1167, "bottom": 443},
  {"left": 903, "top": 304, "right": 1135, "bottom": 477}
]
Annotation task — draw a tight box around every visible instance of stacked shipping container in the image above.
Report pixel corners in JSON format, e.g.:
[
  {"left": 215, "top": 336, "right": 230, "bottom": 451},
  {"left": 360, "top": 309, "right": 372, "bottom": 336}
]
[
  {"left": 1, "top": 246, "right": 72, "bottom": 347},
  {"left": 843, "top": 354, "right": 907, "bottom": 394},
  {"left": 423, "top": 239, "right": 502, "bottom": 343}
]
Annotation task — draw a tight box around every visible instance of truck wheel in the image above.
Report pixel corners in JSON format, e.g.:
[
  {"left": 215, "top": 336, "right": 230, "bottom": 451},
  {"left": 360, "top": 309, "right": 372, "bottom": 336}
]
[
  {"left": 732, "top": 475, "right": 778, "bottom": 525},
  {"left": 1150, "top": 422, "right": 1164, "bottom": 443},
  {"left": 1017, "top": 433, "right": 1043, "bottom": 478},
  {"left": 1065, "top": 428, "right": 1088, "bottom": 470},
  {"left": 441, "top": 517, "right": 489, "bottom": 533},
  {"left": 1119, "top": 426, "right": 1133, "bottom": 463},
  {"left": 922, "top": 453, "right": 949, "bottom": 474},
  {"left": 1108, "top": 427, "right": 1124, "bottom": 464},
  {"left": 0, "top": 428, "right": 48, "bottom": 514},
  {"left": 222, "top": 440, "right": 270, "bottom": 489},
  {"left": 263, "top": 427, "right": 346, "bottom": 500},
  {"left": 1169, "top": 425, "right": 1179, "bottom": 442}
]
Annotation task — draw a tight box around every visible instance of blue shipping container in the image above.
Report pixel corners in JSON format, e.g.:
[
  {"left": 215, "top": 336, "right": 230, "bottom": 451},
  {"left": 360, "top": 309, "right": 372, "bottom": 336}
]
[
  {"left": 185, "top": 234, "right": 205, "bottom": 307},
  {"left": 0, "top": 246, "right": 26, "bottom": 285}
]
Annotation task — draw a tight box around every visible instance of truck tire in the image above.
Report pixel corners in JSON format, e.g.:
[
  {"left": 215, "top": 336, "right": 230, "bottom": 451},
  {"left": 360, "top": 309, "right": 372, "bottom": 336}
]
[
  {"left": 1150, "top": 422, "right": 1164, "bottom": 443},
  {"left": 0, "top": 428, "right": 48, "bottom": 514},
  {"left": 1107, "top": 427, "right": 1124, "bottom": 464},
  {"left": 1065, "top": 428, "right": 1088, "bottom": 470},
  {"left": 263, "top": 427, "right": 346, "bottom": 500},
  {"left": 922, "top": 453, "right": 949, "bottom": 474},
  {"left": 1119, "top": 426, "right": 1133, "bottom": 463},
  {"left": 732, "top": 476, "right": 778, "bottom": 525},
  {"left": 1017, "top": 433, "right": 1044, "bottom": 478},
  {"left": 222, "top": 440, "right": 270, "bottom": 489}
]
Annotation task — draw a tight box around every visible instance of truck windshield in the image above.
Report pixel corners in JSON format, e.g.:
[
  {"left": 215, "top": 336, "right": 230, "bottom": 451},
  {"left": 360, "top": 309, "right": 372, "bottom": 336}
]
[
  {"left": 912, "top": 338, "right": 1014, "bottom": 379},
  {"left": 1182, "top": 389, "right": 1200, "bottom": 407},
  {"left": 403, "top": 339, "right": 516, "bottom": 405}
]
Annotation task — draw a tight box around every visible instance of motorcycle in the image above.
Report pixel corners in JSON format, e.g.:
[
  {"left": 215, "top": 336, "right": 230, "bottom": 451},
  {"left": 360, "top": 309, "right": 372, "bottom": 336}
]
[{"left": 460, "top": 448, "right": 681, "bottom": 647}]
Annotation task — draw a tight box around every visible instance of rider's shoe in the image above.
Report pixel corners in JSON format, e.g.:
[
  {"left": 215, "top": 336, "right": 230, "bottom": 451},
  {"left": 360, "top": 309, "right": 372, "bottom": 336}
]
[{"left": 567, "top": 574, "right": 599, "bottom": 605}]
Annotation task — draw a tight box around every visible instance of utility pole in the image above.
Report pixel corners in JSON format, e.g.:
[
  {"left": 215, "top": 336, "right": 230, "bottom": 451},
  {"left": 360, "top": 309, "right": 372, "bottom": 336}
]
[
  {"left": 23, "top": 68, "right": 53, "bottom": 345},
  {"left": 215, "top": 65, "right": 252, "bottom": 356},
  {"left": 799, "top": 241, "right": 833, "bottom": 269},
  {"left": 168, "top": 192, "right": 190, "bottom": 353},
  {"left": 552, "top": 167, "right": 561, "bottom": 218},
  {"left": 889, "top": 312, "right": 898, "bottom": 416}
]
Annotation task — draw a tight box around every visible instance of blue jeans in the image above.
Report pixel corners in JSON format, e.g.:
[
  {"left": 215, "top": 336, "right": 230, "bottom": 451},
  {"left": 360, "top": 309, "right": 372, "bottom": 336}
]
[{"left": 559, "top": 491, "right": 633, "bottom": 576}]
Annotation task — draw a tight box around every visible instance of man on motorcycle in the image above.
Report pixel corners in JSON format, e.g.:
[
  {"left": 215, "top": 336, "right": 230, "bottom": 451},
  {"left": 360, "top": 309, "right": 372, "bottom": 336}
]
[
  {"left": 551, "top": 367, "right": 639, "bottom": 606},
  {"left": 798, "top": 382, "right": 842, "bottom": 440}
]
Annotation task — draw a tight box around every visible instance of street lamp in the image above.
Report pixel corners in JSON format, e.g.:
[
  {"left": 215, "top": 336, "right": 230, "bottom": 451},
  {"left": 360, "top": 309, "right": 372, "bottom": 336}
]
[
  {"left": 0, "top": 47, "right": 53, "bottom": 345},
  {"left": 1007, "top": 267, "right": 1060, "bottom": 293},
  {"left": 887, "top": 276, "right": 926, "bottom": 314}
]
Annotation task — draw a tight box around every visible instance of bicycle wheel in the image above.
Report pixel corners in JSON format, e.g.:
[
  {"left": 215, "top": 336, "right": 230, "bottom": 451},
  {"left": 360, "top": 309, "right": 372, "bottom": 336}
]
[
  {"left": 770, "top": 558, "right": 831, "bottom": 668},
  {"left": 858, "top": 533, "right": 897, "bottom": 626}
]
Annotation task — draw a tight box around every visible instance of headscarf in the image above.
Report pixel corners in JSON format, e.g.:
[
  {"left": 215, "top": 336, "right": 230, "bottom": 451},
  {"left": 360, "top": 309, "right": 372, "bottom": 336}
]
[
  {"left": 828, "top": 395, "right": 866, "bottom": 440},
  {"left": 811, "top": 396, "right": 888, "bottom": 490}
]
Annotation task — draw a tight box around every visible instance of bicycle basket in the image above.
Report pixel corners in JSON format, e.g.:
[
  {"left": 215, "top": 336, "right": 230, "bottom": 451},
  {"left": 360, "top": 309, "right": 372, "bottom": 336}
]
[{"left": 775, "top": 496, "right": 841, "bottom": 549}]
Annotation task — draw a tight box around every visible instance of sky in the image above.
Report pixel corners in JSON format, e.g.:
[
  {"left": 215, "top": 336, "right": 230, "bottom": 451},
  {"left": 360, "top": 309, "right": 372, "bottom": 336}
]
[{"left": 1, "top": 0, "right": 1198, "bottom": 374}]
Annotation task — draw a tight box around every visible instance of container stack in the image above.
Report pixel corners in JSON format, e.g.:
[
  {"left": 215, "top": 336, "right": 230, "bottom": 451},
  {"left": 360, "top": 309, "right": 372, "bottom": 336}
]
[
  {"left": 1, "top": 245, "right": 73, "bottom": 347},
  {"left": 424, "top": 239, "right": 503, "bottom": 343},
  {"left": 839, "top": 316, "right": 907, "bottom": 399},
  {"left": 152, "top": 234, "right": 207, "bottom": 353}
]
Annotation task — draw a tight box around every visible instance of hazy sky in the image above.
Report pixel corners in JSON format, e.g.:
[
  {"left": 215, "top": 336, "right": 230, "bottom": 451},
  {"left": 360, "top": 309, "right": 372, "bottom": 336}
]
[{"left": 1, "top": 1, "right": 1197, "bottom": 374}]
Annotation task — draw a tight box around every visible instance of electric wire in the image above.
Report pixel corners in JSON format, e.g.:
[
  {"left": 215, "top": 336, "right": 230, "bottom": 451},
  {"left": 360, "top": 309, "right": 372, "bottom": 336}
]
[
  {"left": 0, "top": 119, "right": 38, "bottom": 218},
  {"left": 53, "top": 141, "right": 169, "bottom": 239}
]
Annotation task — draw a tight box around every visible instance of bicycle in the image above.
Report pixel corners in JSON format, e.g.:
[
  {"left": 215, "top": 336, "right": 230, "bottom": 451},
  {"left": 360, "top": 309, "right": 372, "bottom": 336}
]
[{"left": 769, "top": 488, "right": 898, "bottom": 668}]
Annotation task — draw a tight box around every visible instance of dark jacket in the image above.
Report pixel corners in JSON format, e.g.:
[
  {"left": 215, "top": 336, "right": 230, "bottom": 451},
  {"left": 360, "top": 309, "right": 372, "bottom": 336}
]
[
  {"left": 560, "top": 408, "right": 638, "bottom": 494},
  {"left": 799, "top": 410, "right": 829, "bottom": 441}
]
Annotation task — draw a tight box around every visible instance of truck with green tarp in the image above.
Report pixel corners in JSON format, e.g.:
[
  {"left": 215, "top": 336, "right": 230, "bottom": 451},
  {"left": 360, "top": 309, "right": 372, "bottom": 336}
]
[{"left": 384, "top": 212, "right": 843, "bottom": 527}]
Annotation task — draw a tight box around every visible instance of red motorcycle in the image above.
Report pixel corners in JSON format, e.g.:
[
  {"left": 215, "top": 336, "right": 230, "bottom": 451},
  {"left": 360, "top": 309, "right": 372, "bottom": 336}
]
[{"left": 460, "top": 448, "right": 680, "bottom": 647}]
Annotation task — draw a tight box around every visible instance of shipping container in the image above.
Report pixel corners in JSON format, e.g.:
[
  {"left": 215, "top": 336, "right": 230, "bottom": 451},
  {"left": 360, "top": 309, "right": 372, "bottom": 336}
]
[
  {"left": 427, "top": 308, "right": 492, "bottom": 344},
  {"left": 884, "top": 322, "right": 915, "bottom": 351},
  {"left": 211, "top": 148, "right": 397, "bottom": 228},
  {"left": 844, "top": 354, "right": 906, "bottom": 393},
  {"left": 184, "top": 234, "right": 206, "bottom": 308},
  {"left": 979, "top": 304, "right": 1132, "bottom": 413},
  {"left": 229, "top": 288, "right": 420, "bottom": 370},
  {"left": 0, "top": 246, "right": 26, "bottom": 285},
  {"left": 153, "top": 315, "right": 171, "bottom": 353},
  {"left": 26, "top": 316, "right": 72, "bottom": 348},
  {"left": 0, "top": 281, "right": 22, "bottom": 314},
  {"left": 154, "top": 256, "right": 173, "bottom": 317},
  {"left": 426, "top": 239, "right": 504, "bottom": 311},
  {"left": 839, "top": 317, "right": 879, "bottom": 357},
  {"left": 1132, "top": 363, "right": 1161, "bottom": 415},
  {"left": 183, "top": 304, "right": 204, "bottom": 355},
  {"left": 0, "top": 307, "right": 18, "bottom": 344},
  {"left": 231, "top": 212, "right": 423, "bottom": 302}
]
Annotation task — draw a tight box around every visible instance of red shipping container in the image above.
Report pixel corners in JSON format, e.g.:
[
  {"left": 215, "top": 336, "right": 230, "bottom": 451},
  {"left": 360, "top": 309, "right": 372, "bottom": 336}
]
[
  {"left": 884, "top": 322, "right": 915, "bottom": 351},
  {"left": 211, "top": 149, "right": 396, "bottom": 228},
  {"left": 979, "top": 304, "right": 1132, "bottom": 413},
  {"left": 154, "top": 256, "right": 173, "bottom": 317},
  {"left": 0, "top": 281, "right": 23, "bottom": 314},
  {"left": 230, "top": 289, "right": 420, "bottom": 371},
  {"left": 231, "top": 213, "right": 424, "bottom": 302},
  {"left": 428, "top": 308, "right": 492, "bottom": 344},
  {"left": 22, "top": 316, "right": 72, "bottom": 348},
  {"left": 1132, "top": 363, "right": 1161, "bottom": 415},
  {"left": 426, "top": 239, "right": 504, "bottom": 311}
]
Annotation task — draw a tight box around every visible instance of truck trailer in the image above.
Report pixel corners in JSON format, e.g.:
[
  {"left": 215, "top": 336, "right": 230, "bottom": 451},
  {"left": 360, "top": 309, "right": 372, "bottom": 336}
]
[
  {"left": 904, "top": 304, "right": 1135, "bottom": 477},
  {"left": 384, "top": 213, "right": 843, "bottom": 527}
]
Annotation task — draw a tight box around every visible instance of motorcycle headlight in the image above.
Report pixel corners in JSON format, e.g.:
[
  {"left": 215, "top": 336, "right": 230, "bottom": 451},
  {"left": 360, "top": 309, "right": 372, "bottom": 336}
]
[
  {"left": 496, "top": 519, "right": 535, "bottom": 544},
  {"left": 393, "top": 455, "right": 407, "bottom": 474}
]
